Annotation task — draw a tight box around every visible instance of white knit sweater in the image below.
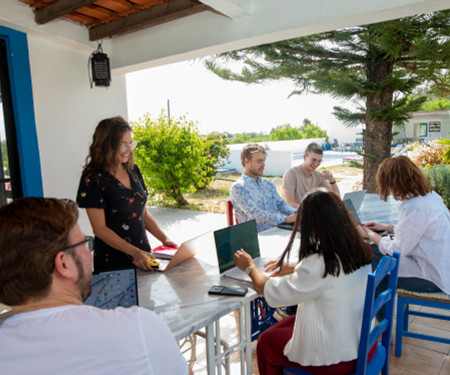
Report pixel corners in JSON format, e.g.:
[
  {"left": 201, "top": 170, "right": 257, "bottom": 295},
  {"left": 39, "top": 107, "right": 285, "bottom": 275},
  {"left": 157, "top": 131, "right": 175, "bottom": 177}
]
[{"left": 264, "top": 254, "right": 371, "bottom": 366}]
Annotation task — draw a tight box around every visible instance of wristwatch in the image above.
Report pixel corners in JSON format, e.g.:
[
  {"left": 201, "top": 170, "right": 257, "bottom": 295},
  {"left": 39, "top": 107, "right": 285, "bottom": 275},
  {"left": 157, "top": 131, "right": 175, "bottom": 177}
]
[{"left": 245, "top": 264, "right": 256, "bottom": 275}]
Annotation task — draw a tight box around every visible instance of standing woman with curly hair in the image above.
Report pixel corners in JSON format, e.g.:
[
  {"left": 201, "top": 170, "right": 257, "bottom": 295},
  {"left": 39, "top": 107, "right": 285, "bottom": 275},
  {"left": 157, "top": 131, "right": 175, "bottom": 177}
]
[
  {"left": 360, "top": 156, "right": 449, "bottom": 319},
  {"left": 77, "top": 116, "right": 177, "bottom": 272}
]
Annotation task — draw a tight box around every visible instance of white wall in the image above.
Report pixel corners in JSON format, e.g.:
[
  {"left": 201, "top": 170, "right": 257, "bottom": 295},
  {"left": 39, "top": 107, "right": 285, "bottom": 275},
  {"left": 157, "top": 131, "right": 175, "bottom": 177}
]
[{"left": 26, "top": 35, "right": 128, "bottom": 233}]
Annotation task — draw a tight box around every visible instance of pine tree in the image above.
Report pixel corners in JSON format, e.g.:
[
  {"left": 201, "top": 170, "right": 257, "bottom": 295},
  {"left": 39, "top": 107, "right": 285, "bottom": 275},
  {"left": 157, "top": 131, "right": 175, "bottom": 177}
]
[{"left": 206, "top": 11, "right": 450, "bottom": 192}]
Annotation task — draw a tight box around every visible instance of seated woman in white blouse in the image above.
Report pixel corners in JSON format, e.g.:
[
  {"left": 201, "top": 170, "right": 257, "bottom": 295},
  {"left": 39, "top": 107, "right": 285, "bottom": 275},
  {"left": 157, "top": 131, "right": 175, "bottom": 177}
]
[
  {"left": 359, "top": 156, "right": 449, "bottom": 320},
  {"left": 234, "top": 188, "right": 374, "bottom": 375}
]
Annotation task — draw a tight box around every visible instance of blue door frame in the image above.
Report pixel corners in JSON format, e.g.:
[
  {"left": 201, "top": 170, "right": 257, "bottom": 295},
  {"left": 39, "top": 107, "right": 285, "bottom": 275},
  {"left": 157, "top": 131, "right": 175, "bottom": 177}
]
[{"left": 0, "top": 26, "right": 43, "bottom": 197}]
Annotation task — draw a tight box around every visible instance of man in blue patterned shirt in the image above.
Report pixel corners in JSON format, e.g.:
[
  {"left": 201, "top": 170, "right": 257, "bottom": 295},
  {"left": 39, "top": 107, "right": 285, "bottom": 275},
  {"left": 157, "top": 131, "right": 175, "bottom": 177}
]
[{"left": 231, "top": 144, "right": 297, "bottom": 232}]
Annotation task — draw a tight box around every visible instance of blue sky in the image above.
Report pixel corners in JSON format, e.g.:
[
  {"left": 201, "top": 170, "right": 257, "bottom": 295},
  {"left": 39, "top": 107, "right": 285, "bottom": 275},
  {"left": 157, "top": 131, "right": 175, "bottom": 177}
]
[{"left": 126, "top": 59, "right": 362, "bottom": 143}]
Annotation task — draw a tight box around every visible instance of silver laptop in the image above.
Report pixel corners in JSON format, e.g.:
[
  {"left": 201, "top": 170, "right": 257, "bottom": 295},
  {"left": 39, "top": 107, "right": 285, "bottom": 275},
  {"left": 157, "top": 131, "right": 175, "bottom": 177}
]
[
  {"left": 152, "top": 233, "right": 207, "bottom": 272},
  {"left": 214, "top": 220, "right": 272, "bottom": 283},
  {"left": 344, "top": 199, "right": 388, "bottom": 235},
  {"left": 343, "top": 190, "right": 366, "bottom": 211}
]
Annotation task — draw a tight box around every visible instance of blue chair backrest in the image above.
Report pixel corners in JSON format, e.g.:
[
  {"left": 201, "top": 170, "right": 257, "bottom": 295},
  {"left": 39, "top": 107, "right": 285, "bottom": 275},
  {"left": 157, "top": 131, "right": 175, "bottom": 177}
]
[
  {"left": 283, "top": 251, "right": 400, "bottom": 375},
  {"left": 356, "top": 251, "right": 400, "bottom": 375}
]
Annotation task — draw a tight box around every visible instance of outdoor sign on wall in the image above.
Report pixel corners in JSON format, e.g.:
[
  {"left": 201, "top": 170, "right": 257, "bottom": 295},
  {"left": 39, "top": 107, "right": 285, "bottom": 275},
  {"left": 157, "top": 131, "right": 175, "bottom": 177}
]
[
  {"left": 419, "top": 122, "right": 428, "bottom": 137},
  {"left": 429, "top": 121, "right": 441, "bottom": 132}
]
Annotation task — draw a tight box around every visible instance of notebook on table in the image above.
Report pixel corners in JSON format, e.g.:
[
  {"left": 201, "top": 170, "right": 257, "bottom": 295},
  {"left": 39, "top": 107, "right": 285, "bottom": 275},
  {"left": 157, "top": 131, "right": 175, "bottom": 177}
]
[
  {"left": 214, "top": 220, "right": 272, "bottom": 283},
  {"left": 84, "top": 267, "right": 139, "bottom": 309}
]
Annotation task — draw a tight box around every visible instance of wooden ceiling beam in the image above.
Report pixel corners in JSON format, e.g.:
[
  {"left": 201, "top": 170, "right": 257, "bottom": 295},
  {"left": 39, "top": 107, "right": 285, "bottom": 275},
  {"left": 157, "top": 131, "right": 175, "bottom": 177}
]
[
  {"left": 89, "top": 0, "right": 209, "bottom": 41},
  {"left": 35, "top": 0, "right": 97, "bottom": 24}
]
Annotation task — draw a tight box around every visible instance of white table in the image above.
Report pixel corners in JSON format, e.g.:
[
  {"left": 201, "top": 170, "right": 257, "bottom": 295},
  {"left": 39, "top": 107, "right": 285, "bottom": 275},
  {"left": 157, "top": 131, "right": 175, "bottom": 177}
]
[{"left": 136, "top": 227, "right": 296, "bottom": 374}]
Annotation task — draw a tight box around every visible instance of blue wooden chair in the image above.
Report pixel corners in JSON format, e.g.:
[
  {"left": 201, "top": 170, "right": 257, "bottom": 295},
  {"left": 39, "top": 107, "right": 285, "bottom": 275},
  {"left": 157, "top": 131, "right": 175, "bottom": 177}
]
[
  {"left": 283, "top": 252, "right": 400, "bottom": 375},
  {"left": 395, "top": 290, "right": 450, "bottom": 357}
]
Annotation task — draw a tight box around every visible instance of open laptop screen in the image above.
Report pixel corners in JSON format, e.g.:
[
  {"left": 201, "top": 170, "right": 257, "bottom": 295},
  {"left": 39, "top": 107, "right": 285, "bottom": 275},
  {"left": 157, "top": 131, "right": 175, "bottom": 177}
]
[
  {"left": 84, "top": 268, "right": 138, "bottom": 309},
  {"left": 344, "top": 199, "right": 362, "bottom": 224},
  {"left": 214, "top": 220, "right": 260, "bottom": 273},
  {"left": 343, "top": 190, "right": 366, "bottom": 211}
]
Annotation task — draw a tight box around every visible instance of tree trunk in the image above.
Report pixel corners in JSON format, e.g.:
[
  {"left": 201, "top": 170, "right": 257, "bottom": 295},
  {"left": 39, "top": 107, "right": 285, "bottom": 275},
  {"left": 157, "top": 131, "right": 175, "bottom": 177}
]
[
  {"left": 171, "top": 184, "right": 188, "bottom": 206},
  {"left": 363, "top": 60, "right": 394, "bottom": 193}
]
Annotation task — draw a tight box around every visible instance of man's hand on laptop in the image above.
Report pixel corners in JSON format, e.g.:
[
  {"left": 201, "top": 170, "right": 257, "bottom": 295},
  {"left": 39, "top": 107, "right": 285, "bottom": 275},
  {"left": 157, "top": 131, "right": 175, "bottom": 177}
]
[
  {"left": 284, "top": 213, "right": 297, "bottom": 224},
  {"left": 264, "top": 260, "right": 295, "bottom": 277}
]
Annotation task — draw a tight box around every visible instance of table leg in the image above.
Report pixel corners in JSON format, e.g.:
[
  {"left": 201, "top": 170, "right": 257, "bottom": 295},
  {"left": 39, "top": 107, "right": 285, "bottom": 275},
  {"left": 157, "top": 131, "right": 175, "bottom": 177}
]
[
  {"left": 205, "top": 322, "right": 216, "bottom": 374},
  {"left": 204, "top": 302, "right": 253, "bottom": 374},
  {"left": 244, "top": 302, "right": 252, "bottom": 374}
]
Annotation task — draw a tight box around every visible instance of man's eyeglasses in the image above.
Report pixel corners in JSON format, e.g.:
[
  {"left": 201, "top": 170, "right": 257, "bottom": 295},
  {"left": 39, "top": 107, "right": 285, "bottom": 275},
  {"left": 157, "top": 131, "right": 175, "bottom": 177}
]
[
  {"left": 62, "top": 236, "right": 94, "bottom": 252},
  {"left": 51, "top": 236, "right": 94, "bottom": 273},
  {"left": 119, "top": 141, "right": 138, "bottom": 150}
]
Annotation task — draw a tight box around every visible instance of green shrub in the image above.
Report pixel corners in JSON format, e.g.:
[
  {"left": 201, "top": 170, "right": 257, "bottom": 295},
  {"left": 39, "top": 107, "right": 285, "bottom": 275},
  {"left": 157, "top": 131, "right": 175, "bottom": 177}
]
[
  {"left": 197, "top": 132, "right": 230, "bottom": 189},
  {"left": 435, "top": 137, "right": 450, "bottom": 163},
  {"left": 132, "top": 112, "right": 208, "bottom": 205},
  {"left": 422, "top": 164, "right": 450, "bottom": 209}
]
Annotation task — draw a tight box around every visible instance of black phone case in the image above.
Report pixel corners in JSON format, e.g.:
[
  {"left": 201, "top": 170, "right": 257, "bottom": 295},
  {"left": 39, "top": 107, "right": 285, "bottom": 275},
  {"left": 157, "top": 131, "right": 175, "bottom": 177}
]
[{"left": 208, "top": 285, "right": 248, "bottom": 296}]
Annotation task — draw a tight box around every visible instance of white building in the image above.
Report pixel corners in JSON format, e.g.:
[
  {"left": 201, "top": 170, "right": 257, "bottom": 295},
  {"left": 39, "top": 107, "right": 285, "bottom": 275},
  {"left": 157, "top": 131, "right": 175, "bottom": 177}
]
[{"left": 394, "top": 110, "right": 450, "bottom": 143}]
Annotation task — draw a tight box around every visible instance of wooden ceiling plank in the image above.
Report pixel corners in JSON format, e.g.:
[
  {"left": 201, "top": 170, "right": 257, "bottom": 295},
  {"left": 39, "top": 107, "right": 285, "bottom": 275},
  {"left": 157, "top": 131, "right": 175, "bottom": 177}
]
[
  {"left": 94, "top": 0, "right": 133, "bottom": 13},
  {"left": 89, "top": 0, "right": 209, "bottom": 40},
  {"left": 77, "top": 4, "right": 112, "bottom": 20},
  {"left": 129, "top": 0, "right": 169, "bottom": 6},
  {"left": 35, "top": 0, "right": 97, "bottom": 24}
]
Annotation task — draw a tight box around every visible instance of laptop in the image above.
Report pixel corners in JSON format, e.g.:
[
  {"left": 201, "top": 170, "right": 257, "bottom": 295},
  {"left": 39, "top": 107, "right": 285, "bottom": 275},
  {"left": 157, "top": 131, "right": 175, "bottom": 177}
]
[
  {"left": 151, "top": 233, "right": 202, "bottom": 272},
  {"left": 84, "top": 267, "right": 138, "bottom": 309},
  {"left": 343, "top": 190, "right": 366, "bottom": 211},
  {"left": 344, "top": 199, "right": 387, "bottom": 235},
  {"left": 278, "top": 190, "right": 367, "bottom": 231},
  {"left": 214, "top": 220, "right": 272, "bottom": 283}
]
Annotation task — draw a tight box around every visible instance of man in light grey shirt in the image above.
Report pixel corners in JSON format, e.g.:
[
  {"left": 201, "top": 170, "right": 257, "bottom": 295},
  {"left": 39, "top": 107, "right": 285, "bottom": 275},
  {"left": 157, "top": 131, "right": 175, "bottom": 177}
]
[{"left": 282, "top": 142, "right": 340, "bottom": 208}]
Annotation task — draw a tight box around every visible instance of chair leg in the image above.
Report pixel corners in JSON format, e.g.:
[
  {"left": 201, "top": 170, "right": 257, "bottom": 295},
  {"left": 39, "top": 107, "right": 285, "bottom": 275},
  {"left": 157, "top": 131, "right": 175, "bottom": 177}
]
[
  {"left": 395, "top": 297, "right": 406, "bottom": 357},
  {"left": 403, "top": 303, "right": 409, "bottom": 331}
]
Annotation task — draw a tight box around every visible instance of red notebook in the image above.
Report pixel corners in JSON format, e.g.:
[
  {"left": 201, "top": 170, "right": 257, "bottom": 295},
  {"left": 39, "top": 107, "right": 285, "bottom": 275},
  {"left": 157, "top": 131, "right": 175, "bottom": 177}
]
[{"left": 151, "top": 245, "right": 178, "bottom": 260}]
